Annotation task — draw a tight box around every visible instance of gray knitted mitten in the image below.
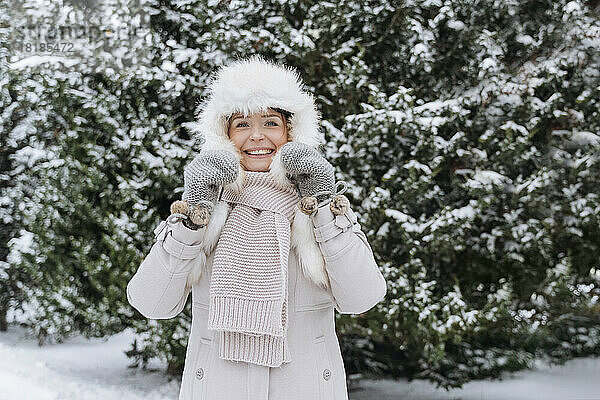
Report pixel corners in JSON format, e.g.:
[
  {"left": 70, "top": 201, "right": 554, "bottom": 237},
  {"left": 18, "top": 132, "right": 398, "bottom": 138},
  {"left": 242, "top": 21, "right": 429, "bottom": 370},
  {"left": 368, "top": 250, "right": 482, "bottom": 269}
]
[
  {"left": 171, "top": 150, "right": 239, "bottom": 229},
  {"left": 280, "top": 142, "right": 335, "bottom": 201},
  {"left": 280, "top": 142, "right": 351, "bottom": 216},
  {"left": 280, "top": 142, "right": 344, "bottom": 216}
]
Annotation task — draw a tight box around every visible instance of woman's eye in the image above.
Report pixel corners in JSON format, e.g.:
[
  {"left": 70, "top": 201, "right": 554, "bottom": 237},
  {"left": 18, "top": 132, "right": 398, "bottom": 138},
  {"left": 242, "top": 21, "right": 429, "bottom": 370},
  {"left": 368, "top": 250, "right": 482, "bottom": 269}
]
[{"left": 233, "top": 120, "right": 278, "bottom": 128}]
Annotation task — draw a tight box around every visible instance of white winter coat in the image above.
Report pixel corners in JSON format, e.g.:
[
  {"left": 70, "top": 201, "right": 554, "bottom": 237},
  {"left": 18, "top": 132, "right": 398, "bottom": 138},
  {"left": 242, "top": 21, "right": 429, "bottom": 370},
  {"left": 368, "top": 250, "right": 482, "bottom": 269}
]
[{"left": 127, "top": 203, "right": 387, "bottom": 400}]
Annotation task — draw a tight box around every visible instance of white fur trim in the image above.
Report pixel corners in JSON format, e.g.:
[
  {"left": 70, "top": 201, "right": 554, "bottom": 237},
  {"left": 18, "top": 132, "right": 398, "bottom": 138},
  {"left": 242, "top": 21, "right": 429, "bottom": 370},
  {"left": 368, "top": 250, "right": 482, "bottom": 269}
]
[
  {"left": 200, "top": 201, "right": 231, "bottom": 255},
  {"left": 185, "top": 201, "right": 231, "bottom": 289},
  {"left": 226, "top": 167, "right": 246, "bottom": 194},
  {"left": 290, "top": 209, "right": 330, "bottom": 288},
  {"left": 268, "top": 151, "right": 293, "bottom": 188},
  {"left": 185, "top": 252, "right": 206, "bottom": 291}
]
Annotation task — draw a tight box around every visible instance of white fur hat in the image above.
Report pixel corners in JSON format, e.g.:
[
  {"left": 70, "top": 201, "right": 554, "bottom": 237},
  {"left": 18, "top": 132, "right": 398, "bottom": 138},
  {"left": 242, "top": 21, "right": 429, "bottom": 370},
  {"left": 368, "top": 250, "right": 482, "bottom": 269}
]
[{"left": 186, "top": 55, "right": 324, "bottom": 191}]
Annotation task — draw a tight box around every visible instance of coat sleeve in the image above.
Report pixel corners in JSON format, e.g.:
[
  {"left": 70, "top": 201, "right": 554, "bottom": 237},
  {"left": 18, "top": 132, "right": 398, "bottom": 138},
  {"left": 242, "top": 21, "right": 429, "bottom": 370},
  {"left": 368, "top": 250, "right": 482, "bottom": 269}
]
[
  {"left": 126, "top": 218, "right": 207, "bottom": 319},
  {"left": 311, "top": 204, "right": 387, "bottom": 314}
]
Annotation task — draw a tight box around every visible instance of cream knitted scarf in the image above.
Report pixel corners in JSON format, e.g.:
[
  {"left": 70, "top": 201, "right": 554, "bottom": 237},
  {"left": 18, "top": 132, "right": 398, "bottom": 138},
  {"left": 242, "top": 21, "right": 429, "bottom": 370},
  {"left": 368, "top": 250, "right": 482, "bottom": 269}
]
[{"left": 207, "top": 171, "right": 300, "bottom": 367}]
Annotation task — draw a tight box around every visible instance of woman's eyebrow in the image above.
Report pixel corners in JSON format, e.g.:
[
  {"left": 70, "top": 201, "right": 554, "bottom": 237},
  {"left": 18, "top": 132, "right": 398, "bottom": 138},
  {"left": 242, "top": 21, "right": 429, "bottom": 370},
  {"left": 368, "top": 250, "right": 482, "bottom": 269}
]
[
  {"left": 230, "top": 115, "right": 245, "bottom": 124},
  {"left": 261, "top": 113, "right": 282, "bottom": 119},
  {"left": 231, "top": 114, "right": 282, "bottom": 123}
]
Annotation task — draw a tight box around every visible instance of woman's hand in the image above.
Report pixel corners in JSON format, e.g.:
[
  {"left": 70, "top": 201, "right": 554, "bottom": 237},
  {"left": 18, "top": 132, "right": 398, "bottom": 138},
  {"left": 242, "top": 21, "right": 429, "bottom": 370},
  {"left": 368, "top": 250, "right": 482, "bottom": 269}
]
[
  {"left": 280, "top": 142, "right": 347, "bottom": 216},
  {"left": 279, "top": 142, "right": 335, "bottom": 201},
  {"left": 171, "top": 150, "right": 239, "bottom": 229}
]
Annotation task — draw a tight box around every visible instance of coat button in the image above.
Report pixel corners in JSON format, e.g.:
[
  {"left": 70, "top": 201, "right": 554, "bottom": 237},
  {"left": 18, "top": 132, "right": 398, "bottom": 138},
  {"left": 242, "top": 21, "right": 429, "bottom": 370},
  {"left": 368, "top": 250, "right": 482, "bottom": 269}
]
[
  {"left": 196, "top": 368, "right": 204, "bottom": 380},
  {"left": 322, "top": 368, "right": 331, "bottom": 381}
]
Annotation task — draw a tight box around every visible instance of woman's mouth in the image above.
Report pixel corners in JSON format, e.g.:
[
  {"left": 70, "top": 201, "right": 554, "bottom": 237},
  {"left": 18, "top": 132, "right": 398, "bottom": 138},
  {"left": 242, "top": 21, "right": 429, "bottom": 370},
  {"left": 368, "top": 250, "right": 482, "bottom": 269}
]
[{"left": 243, "top": 148, "right": 275, "bottom": 158}]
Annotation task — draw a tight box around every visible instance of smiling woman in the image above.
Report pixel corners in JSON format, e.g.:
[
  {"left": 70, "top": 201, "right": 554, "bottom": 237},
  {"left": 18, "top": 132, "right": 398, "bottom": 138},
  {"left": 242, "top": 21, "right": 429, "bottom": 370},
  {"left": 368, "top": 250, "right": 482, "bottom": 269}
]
[
  {"left": 227, "top": 108, "right": 292, "bottom": 172},
  {"left": 126, "top": 56, "right": 387, "bottom": 400}
]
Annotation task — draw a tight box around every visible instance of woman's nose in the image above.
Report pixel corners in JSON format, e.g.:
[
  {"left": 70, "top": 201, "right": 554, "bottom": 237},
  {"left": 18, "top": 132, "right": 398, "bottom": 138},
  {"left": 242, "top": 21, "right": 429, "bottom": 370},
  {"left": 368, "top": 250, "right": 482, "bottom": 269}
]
[{"left": 249, "top": 126, "right": 265, "bottom": 140}]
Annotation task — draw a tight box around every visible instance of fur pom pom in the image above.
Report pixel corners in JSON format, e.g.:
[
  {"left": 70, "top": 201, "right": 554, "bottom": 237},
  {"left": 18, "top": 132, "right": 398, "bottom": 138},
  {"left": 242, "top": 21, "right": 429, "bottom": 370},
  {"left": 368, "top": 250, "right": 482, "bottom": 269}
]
[
  {"left": 170, "top": 200, "right": 189, "bottom": 215},
  {"left": 329, "top": 194, "right": 350, "bottom": 216},
  {"left": 298, "top": 196, "right": 318, "bottom": 215},
  {"left": 189, "top": 203, "right": 213, "bottom": 226}
]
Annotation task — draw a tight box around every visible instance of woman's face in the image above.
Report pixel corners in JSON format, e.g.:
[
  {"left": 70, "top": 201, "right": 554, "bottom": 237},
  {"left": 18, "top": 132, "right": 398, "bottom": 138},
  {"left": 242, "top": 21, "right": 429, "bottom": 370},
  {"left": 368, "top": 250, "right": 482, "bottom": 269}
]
[{"left": 228, "top": 108, "right": 290, "bottom": 172}]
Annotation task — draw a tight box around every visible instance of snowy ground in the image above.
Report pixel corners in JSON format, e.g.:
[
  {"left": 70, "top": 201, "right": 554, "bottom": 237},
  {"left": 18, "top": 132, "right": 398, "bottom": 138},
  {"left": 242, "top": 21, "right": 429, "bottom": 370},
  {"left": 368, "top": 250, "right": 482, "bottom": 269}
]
[{"left": 0, "top": 324, "right": 599, "bottom": 400}]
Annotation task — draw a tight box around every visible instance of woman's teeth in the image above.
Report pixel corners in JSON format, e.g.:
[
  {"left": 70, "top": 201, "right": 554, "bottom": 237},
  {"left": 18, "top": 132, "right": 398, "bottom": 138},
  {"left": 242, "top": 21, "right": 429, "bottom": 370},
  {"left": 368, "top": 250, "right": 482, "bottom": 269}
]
[{"left": 245, "top": 149, "right": 274, "bottom": 155}]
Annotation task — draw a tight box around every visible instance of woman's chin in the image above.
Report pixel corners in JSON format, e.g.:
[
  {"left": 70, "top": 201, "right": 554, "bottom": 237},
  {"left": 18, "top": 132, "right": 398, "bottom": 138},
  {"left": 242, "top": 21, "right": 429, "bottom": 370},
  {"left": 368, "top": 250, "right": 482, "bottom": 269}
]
[{"left": 241, "top": 156, "right": 273, "bottom": 172}]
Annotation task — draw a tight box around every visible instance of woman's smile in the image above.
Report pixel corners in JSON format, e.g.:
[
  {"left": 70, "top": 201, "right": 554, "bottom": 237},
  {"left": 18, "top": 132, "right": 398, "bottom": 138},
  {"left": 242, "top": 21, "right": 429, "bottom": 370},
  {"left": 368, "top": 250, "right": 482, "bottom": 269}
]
[{"left": 243, "top": 147, "right": 275, "bottom": 157}]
